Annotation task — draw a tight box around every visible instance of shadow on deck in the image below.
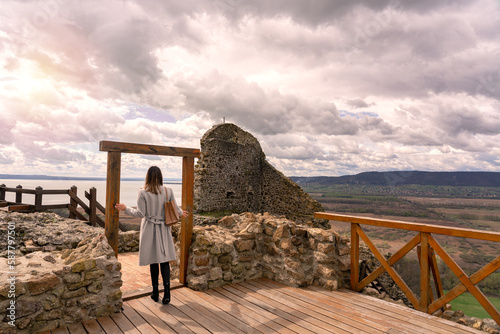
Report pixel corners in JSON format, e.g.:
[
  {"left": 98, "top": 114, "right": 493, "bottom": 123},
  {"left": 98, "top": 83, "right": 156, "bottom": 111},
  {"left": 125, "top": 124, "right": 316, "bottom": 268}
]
[{"left": 41, "top": 277, "right": 482, "bottom": 334}]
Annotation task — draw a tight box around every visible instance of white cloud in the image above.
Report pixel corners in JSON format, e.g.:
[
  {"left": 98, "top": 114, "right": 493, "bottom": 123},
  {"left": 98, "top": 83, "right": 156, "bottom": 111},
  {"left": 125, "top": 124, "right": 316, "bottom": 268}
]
[{"left": 0, "top": 0, "right": 499, "bottom": 177}]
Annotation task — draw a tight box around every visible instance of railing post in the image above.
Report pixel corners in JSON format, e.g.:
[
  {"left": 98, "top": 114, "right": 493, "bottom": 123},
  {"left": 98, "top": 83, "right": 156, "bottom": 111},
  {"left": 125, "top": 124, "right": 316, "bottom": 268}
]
[
  {"left": 420, "top": 232, "right": 430, "bottom": 312},
  {"left": 69, "top": 186, "right": 77, "bottom": 218},
  {"left": 89, "top": 187, "right": 97, "bottom": 227},
  {"left": 351, "top": 223, "right": 360, "bottom": 290},
  {"left": 35, "top": 186, "right": 43, "bottom": 211},
  {"left": 105, "top": 151, "right": 121, "bottom": 258},
  {"left": 15, "top": 185, "right": 22, "bottom": 203},
  {"left": 0, "top": 184, "right": 5, "bottom": 201},
  {"left": 179, "top": 155, "right": 195, "bottom": 285}
]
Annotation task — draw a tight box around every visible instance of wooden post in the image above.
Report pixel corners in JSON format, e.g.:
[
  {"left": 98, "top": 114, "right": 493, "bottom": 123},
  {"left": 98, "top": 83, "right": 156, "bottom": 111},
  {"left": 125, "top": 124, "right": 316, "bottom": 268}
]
[
  {"left": 35, "top": 186, "right": 43, "bottom": 211},
  {"left": 179, "top": 156, "right": 195, "bottom": 285},
  {"left": 351, "top": 223, "right": 360, "bottom": 290},
  {"left": 15, "top": 185, "right": 22, "bottom": 203},
  {"left": 0, "top": 184, "right": 5, "bottom": 201},
  {"left": 420, "top": 232, "right": 430, "bottom": 312},
  {"left": 105, "top": 151, "right": 121, "bottom": 258},
  {"left": 69, "top": 186, "right": 77, "bottom": 218},
  {"left": 89, "top": 187, "right": 97, "bottom": 227}
]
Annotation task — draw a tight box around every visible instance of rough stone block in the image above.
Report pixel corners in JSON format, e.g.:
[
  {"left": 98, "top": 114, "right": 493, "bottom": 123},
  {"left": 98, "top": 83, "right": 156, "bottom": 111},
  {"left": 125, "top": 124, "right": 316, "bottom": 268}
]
[
  {"left": 195, "top": 256, "right": 210, "bottom": 266},
  {"left": 191, "top": 267, "right": 210, "bottom": 276},
  {"left": 63, "top": 307, "right": 88, "bottom": 323},
  {"left": 273, "top": 225, "right": 290, "bottom": 242},
  {"left": 187, "top": 275, "right": 208, "bottom": 291},
  {"left": 218, "top": 254, "right": 233, "bottom": 264},
  {"left": 209, "top": 267, "right": 223, "bottom": 281},
  {"left": 231, "top": 263, "right": 245, "bottom": 275},
  {"left": 309, "top": 229, "right": 334, "bottom": 242},
  {"left": 279, "top": 239, "right": 293, "bottom": 250},
  {"left": 317, "top": 264, "right": 336, "bottom": 278},
  {"left": 26, "top": 274, "right": 61, "bottom": 296},
  {"left": 238, "top": 253, "right": 254, "bottom": 262},
  {"left": 337, "top": 245, "right": 350, "bottom": 256},
  {"left": 66, "top": 279, "right": 92, "bottom": 291},
  {"left": 234, "top": 239, "right": 254, "bottom": 252},
  {"left": 71, "top": 259, "right": 96, "bottom": 273},
  {"left": 107, "top": 290, "right": 123, "bottom": 302},
  {"left": 35, "top": 308, "right": 63, "bottom": 321},
  {"left": 87, "top": 281, "right": 102, "bottom": 293},
  {"left": 317, "top": 243, "right": 336, "bottom": 254},
  {"left": 76, "top": 295, "right": 100, "bottom": 308},
  {"left": 15, "top": 299, "right": 42, "bottom": 318},
  {"left": 108, "top": 279, "right": 122, "bottom": 289},
  {"left": 42, "top": 295, "right": 61, "bottom": 311},
  {"left": 62, "top": 287, "right": 87, "bottom": 299},
  {"left": 62, "top": 273, "right": 82, "bottom": 284}
]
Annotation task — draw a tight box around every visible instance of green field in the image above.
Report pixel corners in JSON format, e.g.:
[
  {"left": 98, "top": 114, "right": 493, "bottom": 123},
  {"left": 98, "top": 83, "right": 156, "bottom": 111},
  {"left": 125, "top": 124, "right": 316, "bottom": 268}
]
[{"left": 448, "top": 292, "right": 500, "bottom": 319}]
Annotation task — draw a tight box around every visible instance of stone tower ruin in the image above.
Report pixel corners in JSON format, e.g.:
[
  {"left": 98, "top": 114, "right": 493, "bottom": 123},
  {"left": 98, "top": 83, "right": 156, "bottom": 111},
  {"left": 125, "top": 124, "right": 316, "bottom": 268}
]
[{"left": 194, "top": 123, "right": 323, "bottom": 219}]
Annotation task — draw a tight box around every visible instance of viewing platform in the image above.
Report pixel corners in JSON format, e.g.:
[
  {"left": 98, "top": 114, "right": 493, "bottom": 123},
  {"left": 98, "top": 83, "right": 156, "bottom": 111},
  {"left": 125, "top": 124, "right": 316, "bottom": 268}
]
[{"left": 39, "top": 252, "right": 482, "bottom": 334}]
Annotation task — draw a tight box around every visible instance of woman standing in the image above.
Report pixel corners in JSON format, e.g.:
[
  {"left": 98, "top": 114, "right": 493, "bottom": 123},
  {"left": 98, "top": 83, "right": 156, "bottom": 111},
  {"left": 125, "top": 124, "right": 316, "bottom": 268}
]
[{"left": 115, "top": 166, "right": 187, "bottom": 304}]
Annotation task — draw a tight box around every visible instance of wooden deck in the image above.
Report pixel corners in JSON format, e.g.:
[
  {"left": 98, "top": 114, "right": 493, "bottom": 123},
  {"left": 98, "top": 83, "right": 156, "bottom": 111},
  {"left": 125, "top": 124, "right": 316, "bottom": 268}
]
[{"left": 42, "top": 278, "right": 482, "bottom": 334}]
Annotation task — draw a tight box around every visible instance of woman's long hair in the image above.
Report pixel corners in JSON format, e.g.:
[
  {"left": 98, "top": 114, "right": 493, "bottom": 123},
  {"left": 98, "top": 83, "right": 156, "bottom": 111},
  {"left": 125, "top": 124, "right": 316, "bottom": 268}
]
[{"left": 144, "top": 166, "right": 163, "bottom": 194}]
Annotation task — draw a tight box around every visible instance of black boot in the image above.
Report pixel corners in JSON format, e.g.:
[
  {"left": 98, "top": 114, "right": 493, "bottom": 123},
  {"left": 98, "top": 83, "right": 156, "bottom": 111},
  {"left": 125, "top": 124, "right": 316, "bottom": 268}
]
[
  {"left": 162, "top": 283, "right": 170, "bottom": 305},
  {"left": 151, "top": 285, "right": 159, "bottom": 302}
]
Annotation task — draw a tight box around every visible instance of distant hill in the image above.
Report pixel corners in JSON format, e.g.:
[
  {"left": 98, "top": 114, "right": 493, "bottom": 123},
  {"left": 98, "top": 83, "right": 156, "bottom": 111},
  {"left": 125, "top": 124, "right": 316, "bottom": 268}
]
[
  {"left": 290, "top": 171, "right": 500, "bottom": 187},
  {"left": 0, "top": 174, "right": 183, "bottom": 182}
]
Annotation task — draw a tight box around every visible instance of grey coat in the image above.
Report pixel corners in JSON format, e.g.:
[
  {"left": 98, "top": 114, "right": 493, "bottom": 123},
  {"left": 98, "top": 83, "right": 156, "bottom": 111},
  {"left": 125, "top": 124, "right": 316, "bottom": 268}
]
[{"left": 125, "top": 187, "right": 182, "bottom": 266}]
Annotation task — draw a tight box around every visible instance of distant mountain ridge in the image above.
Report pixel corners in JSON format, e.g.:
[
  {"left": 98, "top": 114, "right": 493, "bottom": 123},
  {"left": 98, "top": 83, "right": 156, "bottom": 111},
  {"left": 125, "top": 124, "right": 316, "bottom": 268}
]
[
  {"left": 290, "top": 171, "right": 500, "bottom": 187},
  {"left": 0, "top": 174, "right": 180, "bottom": 182}
]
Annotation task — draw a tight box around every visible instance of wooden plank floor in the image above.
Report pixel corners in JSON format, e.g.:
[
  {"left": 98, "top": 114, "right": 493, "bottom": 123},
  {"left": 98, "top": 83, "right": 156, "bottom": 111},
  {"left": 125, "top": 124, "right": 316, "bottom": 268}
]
[{"left": 42, "top": 278, "right": 482, "bottom": 334}]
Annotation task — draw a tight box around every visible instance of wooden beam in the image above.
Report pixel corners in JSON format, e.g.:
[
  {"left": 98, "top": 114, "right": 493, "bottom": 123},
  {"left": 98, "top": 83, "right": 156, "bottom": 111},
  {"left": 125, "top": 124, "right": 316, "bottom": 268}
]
[
  {"left": 429, "top": 255, "right": 500, "bottom": 314},
  {"left": 420, "top": 233, "right": 430, "bottom": 312},
  {"left": 350, "top": 223, "right": 359, "bottom": 290},
  {"left": 314, "top": 212, "right": 500, "bottom": 242},
  {"left": 357, "top": 234, "right": 420, "bottom": 291},
  {"left": 88, "top": 187, "right": 97, "bottom": 227},
  {"left": 100, "top": 140, "right": 200, "bottom": 158},
  {"left": 428, "top": 235, "right": 500, "bottom": 323},
  {"left": 179, "top": 156, "right": 195, "bottom": 285},
  {"left": 105, "top": 151, "right": 121, "bottom": 258},
  {"left": 68, "top": 205, "right": 87, "bottom": 221},
  {"left": 8, "top": 204, "right": 31, "bottom": 212},
  {"left": 356, "top": 225, "right": 420, "bottom": 309}
]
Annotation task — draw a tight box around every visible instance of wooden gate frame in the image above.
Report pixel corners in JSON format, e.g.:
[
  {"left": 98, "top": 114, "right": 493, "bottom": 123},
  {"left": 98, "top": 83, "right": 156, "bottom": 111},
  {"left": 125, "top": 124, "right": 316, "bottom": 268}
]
[{"left": 99, "top": 140, "right": 200, "bottom": 285}]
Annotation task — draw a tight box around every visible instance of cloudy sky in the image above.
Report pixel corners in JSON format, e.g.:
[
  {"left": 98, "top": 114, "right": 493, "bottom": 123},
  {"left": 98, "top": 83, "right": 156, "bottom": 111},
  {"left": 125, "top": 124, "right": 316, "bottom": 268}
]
[{"left": 1, "top": 0, "right": 500, "bottom": 178}]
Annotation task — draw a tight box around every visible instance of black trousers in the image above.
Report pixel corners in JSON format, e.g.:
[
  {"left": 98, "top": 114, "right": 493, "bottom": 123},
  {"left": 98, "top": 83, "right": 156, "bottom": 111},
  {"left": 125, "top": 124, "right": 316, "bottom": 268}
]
[{"left": 149, "top": 262, "right": 170, "bottom": 287}]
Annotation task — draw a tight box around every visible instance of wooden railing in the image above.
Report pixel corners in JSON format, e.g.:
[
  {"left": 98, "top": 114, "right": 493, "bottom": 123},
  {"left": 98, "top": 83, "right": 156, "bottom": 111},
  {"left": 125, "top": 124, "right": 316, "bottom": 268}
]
[
  {"left": 0, "top": 184, "right": 126, "bottom": 231},
  {"left": 314, "top": 212, "right": 500, "bottom": 326}
]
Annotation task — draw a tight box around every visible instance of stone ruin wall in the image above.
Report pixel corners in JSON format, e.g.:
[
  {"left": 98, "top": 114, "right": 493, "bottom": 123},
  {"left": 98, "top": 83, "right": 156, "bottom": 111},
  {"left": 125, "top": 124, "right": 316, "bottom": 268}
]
[
  {"left": 194, "top": 123, "right": 324, "bottom": 220},
  {"left": 0, "top": 212, "right": 137, "bottom": 333},
  {"left": 180, "top": 212, "right": 351, "bottom": 292},
  {"left": 0, "top": 232, "right": 122, "bottom": 334}
]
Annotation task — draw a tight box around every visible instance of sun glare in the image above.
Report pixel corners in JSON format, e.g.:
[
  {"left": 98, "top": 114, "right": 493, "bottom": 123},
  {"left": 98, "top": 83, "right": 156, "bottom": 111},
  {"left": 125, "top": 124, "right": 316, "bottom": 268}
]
[{"left": 1, "top": 60, "right": 56, "bottom": 102}]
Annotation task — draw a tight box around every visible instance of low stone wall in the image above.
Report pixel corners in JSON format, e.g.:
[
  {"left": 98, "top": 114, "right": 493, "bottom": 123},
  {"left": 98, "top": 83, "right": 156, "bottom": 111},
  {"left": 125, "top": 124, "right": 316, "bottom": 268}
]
[
  {"left": 0, "top": 234, "right": 122, "bottom": 334},
  {"left": 179, "top": 212, "right": 350, "bottom": 291},
  {"left": 0, "top": 211, "right": 140, "bottom": 258}
]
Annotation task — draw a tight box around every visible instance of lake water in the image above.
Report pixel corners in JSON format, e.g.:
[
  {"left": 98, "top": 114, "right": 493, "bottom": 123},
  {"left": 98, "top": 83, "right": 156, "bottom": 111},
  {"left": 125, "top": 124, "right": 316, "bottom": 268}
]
[{"left": 0, "top": 179, "right": 183, "bottom": 208}]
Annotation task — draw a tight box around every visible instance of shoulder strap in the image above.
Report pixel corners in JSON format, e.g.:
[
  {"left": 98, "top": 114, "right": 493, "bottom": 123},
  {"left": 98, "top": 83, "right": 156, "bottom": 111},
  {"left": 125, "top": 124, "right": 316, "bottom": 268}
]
[{"left": 164, "top": 187, "right": 171, "bottom": 201}]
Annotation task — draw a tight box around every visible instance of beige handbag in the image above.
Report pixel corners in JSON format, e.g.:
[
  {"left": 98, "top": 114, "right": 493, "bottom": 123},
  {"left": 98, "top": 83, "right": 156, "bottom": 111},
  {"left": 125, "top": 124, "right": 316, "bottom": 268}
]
[{"left": 164, "top": 187, "right": 180, "bottom": 226}]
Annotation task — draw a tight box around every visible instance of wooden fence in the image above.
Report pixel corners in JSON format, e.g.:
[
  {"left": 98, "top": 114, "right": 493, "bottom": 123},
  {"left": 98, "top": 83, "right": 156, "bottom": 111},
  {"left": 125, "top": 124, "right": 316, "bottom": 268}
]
[
  {"left": 315, "top": 212, "right": 500, "bottom": 326},
  {"left": 0, "top": 184, "right": 126, "bottom": 231}
]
